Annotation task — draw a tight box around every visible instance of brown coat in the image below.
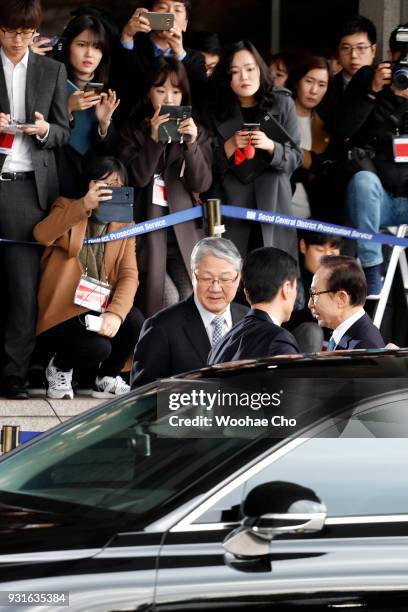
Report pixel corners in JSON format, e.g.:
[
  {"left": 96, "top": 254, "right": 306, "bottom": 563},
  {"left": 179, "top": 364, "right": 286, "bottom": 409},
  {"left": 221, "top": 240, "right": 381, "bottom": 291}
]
[
  {"left": 34, "top": 196, "right": 138, "bottom": 335},
  {"left": 302, "top": 111, "right": 331, "bottom": 171},
  {"left": 120, "top": 124, "right": 212, "bottom": 317}
]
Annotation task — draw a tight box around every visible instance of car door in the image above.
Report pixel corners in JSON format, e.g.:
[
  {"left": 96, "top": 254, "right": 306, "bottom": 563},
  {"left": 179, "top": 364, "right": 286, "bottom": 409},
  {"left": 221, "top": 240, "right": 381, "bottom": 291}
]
[{"left": 155, "top": 389, "right": 408, "bottom": 610}]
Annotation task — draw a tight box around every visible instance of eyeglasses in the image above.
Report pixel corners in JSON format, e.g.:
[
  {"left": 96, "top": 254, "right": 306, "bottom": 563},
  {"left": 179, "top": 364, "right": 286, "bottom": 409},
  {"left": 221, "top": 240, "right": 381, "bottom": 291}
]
[
  {"left": 0, "top": 28, "right": 35, "bottom": 40},
  {"left": 194, "top": 272, "right": 239, "bottom": 287},
  {"left": 309, "top": 289, "right": 334, "bottom": 303},
  {"left": 338, "top": 43, "right": 373, "bottom": 56}
]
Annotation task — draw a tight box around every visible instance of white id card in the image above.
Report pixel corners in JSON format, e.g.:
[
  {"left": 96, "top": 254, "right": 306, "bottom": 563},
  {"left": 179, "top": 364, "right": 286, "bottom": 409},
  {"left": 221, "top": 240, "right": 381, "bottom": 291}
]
[
  {"left": 0, "top": 133, "right": 15, "bottom": 156},
  {"left": 73, "top": 275, "right": 111, "bottom": 313},
  {"left": 393, "top": 136, "right": 408, "bottom": 163},
  {"left": 152, "top": 174, "right": 168, "bottom": 207}
]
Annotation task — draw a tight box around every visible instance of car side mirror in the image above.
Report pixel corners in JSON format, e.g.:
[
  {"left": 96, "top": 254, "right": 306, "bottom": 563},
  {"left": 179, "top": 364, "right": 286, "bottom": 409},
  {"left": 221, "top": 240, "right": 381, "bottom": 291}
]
[{"left": 223, "top": 481, "right": 327, "bottom": 557}]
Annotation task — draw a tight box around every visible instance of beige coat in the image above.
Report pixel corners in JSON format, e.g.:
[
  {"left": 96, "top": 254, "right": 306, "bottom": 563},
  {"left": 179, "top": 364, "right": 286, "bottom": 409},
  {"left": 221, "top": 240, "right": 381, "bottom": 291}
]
[{"left": 34, "top": 196, "right": 138, "bottom": 335}]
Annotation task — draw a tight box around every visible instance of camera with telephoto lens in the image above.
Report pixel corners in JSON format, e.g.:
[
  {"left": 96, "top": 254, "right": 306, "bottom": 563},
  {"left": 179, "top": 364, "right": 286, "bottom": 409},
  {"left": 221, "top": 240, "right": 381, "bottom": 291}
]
[{"left": 392, "top": 26, "right": 408, "bottom": 90}]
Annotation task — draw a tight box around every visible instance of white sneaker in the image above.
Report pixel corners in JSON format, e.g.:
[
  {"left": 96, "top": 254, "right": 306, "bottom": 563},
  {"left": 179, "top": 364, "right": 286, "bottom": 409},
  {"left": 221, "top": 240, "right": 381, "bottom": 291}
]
[
  {"left": 46, "top": 357, "right": 74, "bottom": 400},
  {"left": 92, "top": 375, "right": 130, "bottom": 398}
]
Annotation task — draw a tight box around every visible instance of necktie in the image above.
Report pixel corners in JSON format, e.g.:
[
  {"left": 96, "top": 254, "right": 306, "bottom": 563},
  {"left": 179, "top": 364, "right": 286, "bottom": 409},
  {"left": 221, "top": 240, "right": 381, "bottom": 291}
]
[
  {"left": 327, "top": 336, "right": 336, "bottom": 351},
  {"left": 211, "top": 316, "right": 225, "bottom": 347}
]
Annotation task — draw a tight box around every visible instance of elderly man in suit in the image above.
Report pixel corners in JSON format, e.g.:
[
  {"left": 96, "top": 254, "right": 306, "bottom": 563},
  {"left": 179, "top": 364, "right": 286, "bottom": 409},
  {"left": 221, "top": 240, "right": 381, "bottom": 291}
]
[
  {"left": 308, "top": 255, "right": 385, "bottom": 350},
  {"left": 0, "top": 0, "right": 70, "bottom": 397},
  {"left": 208, "top": 247, "right": 300, "bottom": 365},
  {"left": 131, "top": 237, "right": 248, "bottom": 387}
]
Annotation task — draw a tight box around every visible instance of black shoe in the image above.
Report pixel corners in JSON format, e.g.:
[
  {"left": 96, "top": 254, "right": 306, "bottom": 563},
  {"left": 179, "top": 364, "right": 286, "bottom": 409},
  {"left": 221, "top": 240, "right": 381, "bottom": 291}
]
[{"left": 3, "top": 376, "right": 29, "bottom": 399}]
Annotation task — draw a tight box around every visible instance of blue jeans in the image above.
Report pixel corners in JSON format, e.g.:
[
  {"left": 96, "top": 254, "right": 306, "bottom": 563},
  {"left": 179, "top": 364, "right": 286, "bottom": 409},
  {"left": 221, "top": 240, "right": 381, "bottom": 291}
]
[{"left": 347, "top": 171, "right": 408, "bottom": 267}]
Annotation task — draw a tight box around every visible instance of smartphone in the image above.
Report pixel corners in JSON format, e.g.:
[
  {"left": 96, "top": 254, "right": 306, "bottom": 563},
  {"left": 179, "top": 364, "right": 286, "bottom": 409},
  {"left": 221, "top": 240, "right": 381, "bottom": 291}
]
[
  {"left": 95, "top": 187, "right": 134, "bottom": 223},
  {"left": 33, "top": 35, "right": 60, "bottom": 48},
  {"left": 242, "top": 123, "right": 260, "bottom": 131},
  {"left": 159, "top": 105, "right": 192, "bottom": 120},
  {"left": 145, "top": 12, "right": 174, "bottom": 31},
  {"left": 84, "top": 82, "right": 104, "bottom": 94}
]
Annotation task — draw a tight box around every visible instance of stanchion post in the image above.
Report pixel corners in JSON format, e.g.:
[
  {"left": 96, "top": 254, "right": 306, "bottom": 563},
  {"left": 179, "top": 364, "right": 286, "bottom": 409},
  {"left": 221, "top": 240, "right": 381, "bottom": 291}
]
[
  {"left": 203, "top": 199, "right": 225, "bottom": 237},
  {"left": 1, "top": 425, "right": 20, "bottom": 454}
]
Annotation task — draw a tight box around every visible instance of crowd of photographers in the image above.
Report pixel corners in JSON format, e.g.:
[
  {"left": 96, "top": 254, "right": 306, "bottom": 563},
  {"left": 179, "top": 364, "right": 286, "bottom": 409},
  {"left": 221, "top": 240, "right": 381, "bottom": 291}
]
[{"left": 0, "top": 0, "right": 407, "bottom": 399}]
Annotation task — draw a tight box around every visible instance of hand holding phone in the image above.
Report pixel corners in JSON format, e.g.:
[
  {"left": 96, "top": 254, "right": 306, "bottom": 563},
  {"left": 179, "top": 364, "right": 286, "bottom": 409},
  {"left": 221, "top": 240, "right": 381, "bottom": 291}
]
[
  {"left": 84, "top": 82, "right": 104, "bottom": 94},
  {"left": 145, "top": 12, "right": 174, "bottom": 31}
]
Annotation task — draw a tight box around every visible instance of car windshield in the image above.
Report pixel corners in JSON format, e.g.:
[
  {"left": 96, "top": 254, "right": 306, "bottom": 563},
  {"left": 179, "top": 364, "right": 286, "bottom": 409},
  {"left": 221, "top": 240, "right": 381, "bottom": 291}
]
[{"left": 0, "top": 381, "right": 269, "bottom": 523}]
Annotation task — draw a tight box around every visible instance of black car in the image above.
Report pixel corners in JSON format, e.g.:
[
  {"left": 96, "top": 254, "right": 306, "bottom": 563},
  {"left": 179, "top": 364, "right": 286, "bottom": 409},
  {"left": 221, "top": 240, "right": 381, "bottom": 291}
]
[{"left": 0, "top": 349, "right": 408, "bottom": 611}]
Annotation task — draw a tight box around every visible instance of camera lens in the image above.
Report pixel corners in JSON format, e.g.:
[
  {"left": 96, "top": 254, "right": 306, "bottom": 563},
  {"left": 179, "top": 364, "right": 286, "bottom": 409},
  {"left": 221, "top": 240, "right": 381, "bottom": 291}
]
[{"left": 392, "top": 65, "right": 408, "bottom": 90}]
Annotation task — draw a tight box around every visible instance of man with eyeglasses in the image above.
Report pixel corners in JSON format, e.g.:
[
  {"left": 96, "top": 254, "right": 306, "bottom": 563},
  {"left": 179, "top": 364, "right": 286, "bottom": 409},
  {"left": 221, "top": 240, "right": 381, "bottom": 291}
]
[
  {"left": 208, "top": 247, "right": 300, "bottom": 365},
  {"left": 308, "top": 255, "right": 384, "bottom": 350},
  {"left": 342, "top": 23, "right": 408, "bottom": 297},
  {"left": 0, "top": 0, "right": 69, "bottom": 398},
  {"left": 131, "top": 237, "right": 248, "bottom": 387}
]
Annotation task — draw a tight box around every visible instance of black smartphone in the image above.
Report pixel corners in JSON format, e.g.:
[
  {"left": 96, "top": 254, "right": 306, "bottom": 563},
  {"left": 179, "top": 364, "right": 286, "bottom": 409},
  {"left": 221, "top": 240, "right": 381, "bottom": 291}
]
[
  {"left": 84, "top": 82, "right": 104, "bottom": 93},
  {"left": 160, "top": 105, "right": 192, "bottom": 120},
  {"left": 145, "top": 12, "right": 174, "bottom": 31},
  {"left": 158, "top": 106, "right": 192, "bottom": 144},
  {"left": 95, "top": 187, "right": 134, "bottom": 223},
  {"left": 242, "top": 123, "right": 260, "bottom": 131}
]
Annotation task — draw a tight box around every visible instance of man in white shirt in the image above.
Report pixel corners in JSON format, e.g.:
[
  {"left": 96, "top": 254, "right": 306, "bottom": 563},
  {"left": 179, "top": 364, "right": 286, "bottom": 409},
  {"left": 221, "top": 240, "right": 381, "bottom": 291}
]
[
  {"left": 309, "top": 255, "right": 385, "bottom": 350},
  {"left": 0, "top": 0, "right": 69, "bottom": 398},
  {"left": 131, "top": 237, "right": 248, "bottom": 387}
]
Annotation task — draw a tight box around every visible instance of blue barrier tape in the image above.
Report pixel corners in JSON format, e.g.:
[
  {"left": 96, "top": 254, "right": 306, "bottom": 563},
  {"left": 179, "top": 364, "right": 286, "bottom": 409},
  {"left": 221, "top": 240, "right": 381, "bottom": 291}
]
[
  {"left": 221, "top": 205, "right": 408, "bottom": 248},
  {"left": 1, "top": 203, "right": 408, "bottom": 248},
  {"left": 84, "top": 206, "right": 203, "bottom": 244}
]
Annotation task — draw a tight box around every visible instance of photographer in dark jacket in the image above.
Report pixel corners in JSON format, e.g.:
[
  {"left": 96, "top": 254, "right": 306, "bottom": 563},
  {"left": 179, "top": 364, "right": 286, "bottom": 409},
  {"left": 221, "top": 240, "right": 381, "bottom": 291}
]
[{"left": 343, "top": 24, "right": 408, "bottom": 297}]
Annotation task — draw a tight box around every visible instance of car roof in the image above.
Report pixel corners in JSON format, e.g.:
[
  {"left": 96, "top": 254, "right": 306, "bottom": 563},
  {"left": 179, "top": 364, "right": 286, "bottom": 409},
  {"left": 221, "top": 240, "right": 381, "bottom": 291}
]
[{"left": 174, "top": 347, "right": 408, "bottom": 381}]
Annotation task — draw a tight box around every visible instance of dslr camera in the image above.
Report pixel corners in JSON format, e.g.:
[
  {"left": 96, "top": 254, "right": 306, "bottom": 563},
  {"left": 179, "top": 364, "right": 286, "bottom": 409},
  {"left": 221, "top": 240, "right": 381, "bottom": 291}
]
[{"left": 392, "top": 26, "right": 408, "bottom": 90}]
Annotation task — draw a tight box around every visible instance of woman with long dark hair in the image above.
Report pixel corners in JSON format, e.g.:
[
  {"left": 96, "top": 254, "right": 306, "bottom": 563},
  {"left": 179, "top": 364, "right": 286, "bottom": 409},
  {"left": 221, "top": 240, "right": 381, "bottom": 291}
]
[
  {"left": 288, "top": 55, "right": 332, "bottom": 219},
  {"left": 288, "top": 56, "right": 336, "bottom": 221},
  {"left": 209, "top": 40, "right": 303, "bottom": 259},
  {"left": 55, "top": 13, "right": 120, "bottom": 197},
  {"left": 120, "top": 56, "right": 212, "bottom": 318}
]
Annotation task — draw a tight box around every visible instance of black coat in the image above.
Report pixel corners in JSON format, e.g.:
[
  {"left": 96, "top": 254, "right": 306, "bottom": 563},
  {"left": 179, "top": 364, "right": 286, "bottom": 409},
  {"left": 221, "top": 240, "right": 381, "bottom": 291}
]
[
  {"left": 131, "top": 294, "right": 248, "bottom": 387},
  {"left": 209, "top": 93, "right": 303, "bottom": 259},
  {"left": 340, "top": 65, "right": 408, "bottom": 196},
  {"left": 335, "top": 312, "right": 385, "bottom": 350},
  {"left": 208, "top": 308, "right": 300, "bottom": 365}
]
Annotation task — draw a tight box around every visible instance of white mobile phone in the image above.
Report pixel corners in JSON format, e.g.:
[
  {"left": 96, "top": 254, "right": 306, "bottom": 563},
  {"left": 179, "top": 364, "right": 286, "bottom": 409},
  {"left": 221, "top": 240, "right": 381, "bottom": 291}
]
[{"left": 85, "top": 314, "right": 103, "bottom": 332}]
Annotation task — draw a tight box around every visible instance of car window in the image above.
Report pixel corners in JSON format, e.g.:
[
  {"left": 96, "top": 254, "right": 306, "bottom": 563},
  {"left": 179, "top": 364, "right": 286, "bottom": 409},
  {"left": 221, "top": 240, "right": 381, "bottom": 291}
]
[
  {"left": 242, "top": 395, "right": 408, "bottom": 517},
  {"left": 192, "top": 391, "right": 408, "bottom": 524}
]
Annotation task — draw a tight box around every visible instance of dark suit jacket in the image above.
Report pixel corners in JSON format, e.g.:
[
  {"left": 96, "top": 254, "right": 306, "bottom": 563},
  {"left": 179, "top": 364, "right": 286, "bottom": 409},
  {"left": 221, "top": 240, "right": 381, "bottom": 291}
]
[
  {"left": 131, "top": 294, "right": 248, "bottom": 387},
  {"left": 0, "top": 52, "right": 70, "bottom": 210},
  {"left": 335, "top": 312, "right": 385, "bottom": 350},
  {"left": 208, "top": 308, "right": 300, "bottom": 365}
]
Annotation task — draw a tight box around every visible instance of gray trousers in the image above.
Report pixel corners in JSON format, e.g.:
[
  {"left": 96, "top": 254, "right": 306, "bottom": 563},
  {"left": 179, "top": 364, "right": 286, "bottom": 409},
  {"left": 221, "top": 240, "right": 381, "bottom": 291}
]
[{"left": 0, "top": 178, "right": 45, "bottom": 379}]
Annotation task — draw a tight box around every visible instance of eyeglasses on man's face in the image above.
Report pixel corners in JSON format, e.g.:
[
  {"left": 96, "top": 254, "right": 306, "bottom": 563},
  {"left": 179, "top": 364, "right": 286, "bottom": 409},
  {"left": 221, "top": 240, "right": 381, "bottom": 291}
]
[
  {"left": 308, "top": 289, "right": 334, "bottom": 303},
  {"left": 338, "top": 43, "right": 373, "bottom": 56},
  {"left": 0, "top": 28, "right": 36, "bottom": 40},
  {"left": 194, "top": 272, "right": 239, "bottom": 288}
]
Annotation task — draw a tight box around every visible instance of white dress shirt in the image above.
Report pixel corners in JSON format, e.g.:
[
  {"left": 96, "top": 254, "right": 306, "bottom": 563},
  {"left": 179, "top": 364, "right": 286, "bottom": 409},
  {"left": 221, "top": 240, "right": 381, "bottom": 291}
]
[
  {"left": 332, "top": 308, "right": 365, "bottom": 347},
  {"left": 1, "top": 48, "right": 33, "bottom": 172},
  {"left": 194, "top": 295, "right": 233, "bottom": 344}
]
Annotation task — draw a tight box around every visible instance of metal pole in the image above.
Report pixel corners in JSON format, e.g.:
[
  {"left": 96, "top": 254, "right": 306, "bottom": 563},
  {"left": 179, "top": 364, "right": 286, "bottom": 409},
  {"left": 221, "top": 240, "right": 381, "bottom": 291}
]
[
  {"left": 203, "top": 199, "right": 225, "bottom": 237},
  {"left": 1, "top": 425, "right": 20, "bottom": 453}
]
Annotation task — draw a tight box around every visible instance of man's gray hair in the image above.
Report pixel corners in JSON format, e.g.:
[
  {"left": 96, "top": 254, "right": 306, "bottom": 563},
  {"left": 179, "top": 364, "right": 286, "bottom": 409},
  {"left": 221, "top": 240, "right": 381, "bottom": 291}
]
[{"left": 191, "top": 237, "right": 242, "bottom": 272}]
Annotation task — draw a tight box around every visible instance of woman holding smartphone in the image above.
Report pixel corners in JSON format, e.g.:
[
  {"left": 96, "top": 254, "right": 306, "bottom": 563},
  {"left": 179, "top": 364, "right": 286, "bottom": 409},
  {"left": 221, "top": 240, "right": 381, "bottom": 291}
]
[
  {"left": 209, "top": 40, "right": 303, "bottom": 259},
  {"left": 120, "top": 57, "right": 212, "bottom": 318},
  {"left": 55, "top": 14, "right": 120, "bottom": 197},
  {"left": 34, "top": 156, "right": 140, "bottom": 400}
]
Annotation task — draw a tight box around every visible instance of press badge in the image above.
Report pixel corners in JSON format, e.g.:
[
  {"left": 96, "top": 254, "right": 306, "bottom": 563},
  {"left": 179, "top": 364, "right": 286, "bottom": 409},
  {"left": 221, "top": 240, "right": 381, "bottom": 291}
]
[
  {"left": 393, "top": 135, "right": 408, "bottom": 162},
  {"left": 74, "top": 275, "right": 111, "bottom": 313},
  {"left": 0, "top": 133, "right": 15, "bottom": 156},
  {"left": 152, "top": 174, "right": 168, "bottom": 207}
]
